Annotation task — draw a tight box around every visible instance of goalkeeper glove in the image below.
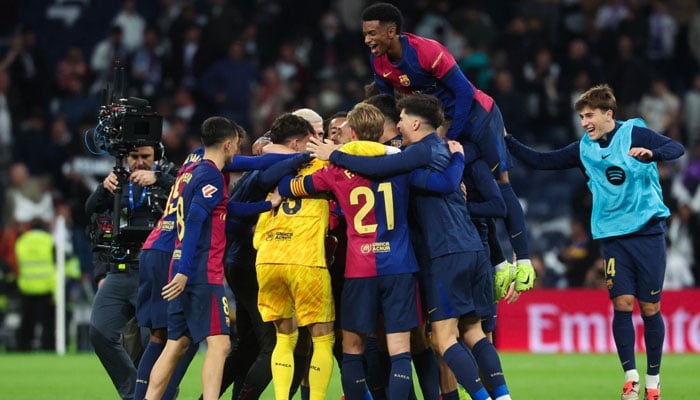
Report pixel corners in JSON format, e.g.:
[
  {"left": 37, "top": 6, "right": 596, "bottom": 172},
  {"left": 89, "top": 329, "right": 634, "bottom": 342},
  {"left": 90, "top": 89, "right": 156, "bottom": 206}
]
[
  {"left": 494, "top": 261, "right": 515, "bottom": 301},
  {"left": 514, "top": 260, "right": 536, "bottom": 292}
]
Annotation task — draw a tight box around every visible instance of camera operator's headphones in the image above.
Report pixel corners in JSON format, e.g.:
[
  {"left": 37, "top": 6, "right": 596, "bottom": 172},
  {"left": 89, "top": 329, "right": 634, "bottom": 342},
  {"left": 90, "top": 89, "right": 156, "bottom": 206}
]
[{"left": 153, "top": 142, "right": 165, "bottom": 162}]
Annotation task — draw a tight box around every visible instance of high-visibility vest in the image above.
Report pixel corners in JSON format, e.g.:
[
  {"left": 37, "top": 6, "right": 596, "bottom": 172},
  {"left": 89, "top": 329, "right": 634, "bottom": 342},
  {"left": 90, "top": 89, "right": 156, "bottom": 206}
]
[{"left": 15, "top": 230, "right": 56, "bottom": 295}]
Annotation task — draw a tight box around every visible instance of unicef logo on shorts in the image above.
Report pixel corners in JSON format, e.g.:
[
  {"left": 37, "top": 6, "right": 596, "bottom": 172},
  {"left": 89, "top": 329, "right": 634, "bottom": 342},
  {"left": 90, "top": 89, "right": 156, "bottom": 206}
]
[{"left": 605, "top": 166, "right": 626, "bottom": 185}]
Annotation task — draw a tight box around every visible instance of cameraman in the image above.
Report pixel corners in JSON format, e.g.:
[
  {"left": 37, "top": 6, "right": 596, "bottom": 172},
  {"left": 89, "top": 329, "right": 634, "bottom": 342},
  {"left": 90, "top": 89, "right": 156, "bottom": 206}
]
[{"left": 86, "top": 144, "right": 174, "bottom": 400}]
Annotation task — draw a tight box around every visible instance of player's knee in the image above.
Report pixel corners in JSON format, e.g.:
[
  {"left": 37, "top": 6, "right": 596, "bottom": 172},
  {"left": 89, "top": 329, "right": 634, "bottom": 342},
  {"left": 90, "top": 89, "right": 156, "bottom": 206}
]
[
  {"left": 638, "top": 301, "right": 660, "bottom": 317},
  {"left": 206, "top": 335, "right": 230, "bottom": 355},
  {"left": 612, "top": 295, "right": 635, "bottom": 311}
]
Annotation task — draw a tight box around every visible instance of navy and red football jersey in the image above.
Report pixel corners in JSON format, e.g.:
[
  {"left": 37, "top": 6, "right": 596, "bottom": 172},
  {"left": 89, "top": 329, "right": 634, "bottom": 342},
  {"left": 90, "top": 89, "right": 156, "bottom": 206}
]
[
  {"left": 370, "top": 33, "right": 494, "bottom": 134},
  {"left": 142, "top": 148, "right": 204, "bottom": 252},
  {"left": 170, "top": 159, "right": 228, "bottom": 285},
  {"left": 294, "top": 164, "right": 418, "bottom": 278}
]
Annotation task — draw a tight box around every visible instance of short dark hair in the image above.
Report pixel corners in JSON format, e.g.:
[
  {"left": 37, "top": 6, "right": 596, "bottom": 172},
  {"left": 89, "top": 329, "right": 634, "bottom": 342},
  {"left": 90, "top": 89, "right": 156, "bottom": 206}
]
[
  {"left": 574, "top": 84, "right": 617, "bottom": 115},
  {"left": 364, "top": 94, "right": 400, "bottom": 124},
  {"left": 362, "top": 2, "right": 403, "bottom": 34},
  {"left": 269, "top": 113, "right": 314, "bottom": 145},
  {"left": 324, "top": 111, "right": 348, "bottom": 139},
  {"left": 396, "top": 94, "right": 444, "bottom": 129},
  {"left": 200, "top": 116, "right": 244, "bottom": 147}
]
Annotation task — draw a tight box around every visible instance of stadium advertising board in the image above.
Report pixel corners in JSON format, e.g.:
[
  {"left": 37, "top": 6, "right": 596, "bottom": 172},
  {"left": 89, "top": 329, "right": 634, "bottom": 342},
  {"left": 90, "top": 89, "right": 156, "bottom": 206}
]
[{"left": 496, "top": 289, "right": 700, "bottom": 354}]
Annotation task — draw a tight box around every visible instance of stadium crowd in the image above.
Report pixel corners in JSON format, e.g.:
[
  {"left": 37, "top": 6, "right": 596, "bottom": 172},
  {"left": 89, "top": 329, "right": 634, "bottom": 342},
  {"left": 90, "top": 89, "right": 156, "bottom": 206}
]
[{"left": 0, "top": 0, "right": 697, "bottom": 353}]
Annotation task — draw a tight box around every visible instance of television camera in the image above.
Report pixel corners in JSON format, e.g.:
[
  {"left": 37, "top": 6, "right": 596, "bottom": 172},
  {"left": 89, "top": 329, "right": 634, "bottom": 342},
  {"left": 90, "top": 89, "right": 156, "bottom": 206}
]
[{"left": 85, "top": 62, "right": 169, "bottom": 260}]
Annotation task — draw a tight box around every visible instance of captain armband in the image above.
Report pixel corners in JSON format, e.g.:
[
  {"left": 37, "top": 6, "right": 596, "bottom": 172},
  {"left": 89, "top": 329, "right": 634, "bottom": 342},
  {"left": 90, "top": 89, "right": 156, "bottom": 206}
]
[{"left": 290, "top": 176, "right": 309, "bottom": 197}]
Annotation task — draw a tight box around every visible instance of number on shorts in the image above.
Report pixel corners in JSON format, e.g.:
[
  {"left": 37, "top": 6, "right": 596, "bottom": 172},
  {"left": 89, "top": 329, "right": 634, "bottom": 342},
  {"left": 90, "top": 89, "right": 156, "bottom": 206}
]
[
  {"left": 605, "top": 257, "right": 616, "bottom": 278},
  {"left": 222, "top": 296, "right": 229, "bottom": 316}
]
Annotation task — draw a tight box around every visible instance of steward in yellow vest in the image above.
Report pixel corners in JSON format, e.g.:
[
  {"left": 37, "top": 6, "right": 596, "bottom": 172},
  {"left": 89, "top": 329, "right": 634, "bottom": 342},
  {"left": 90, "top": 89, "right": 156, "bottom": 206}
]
[
  {"left": 15, "top": 220, "right": 56, "bottom": 351},
  {"left": 16, "top": 224, "right": 56, "bottom": 295}
]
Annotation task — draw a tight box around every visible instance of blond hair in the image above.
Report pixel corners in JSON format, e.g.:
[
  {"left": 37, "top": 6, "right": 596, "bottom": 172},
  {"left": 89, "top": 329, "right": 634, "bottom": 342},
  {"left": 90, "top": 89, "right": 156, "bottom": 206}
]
[{"left": 347, "top": 103, "right": 385, "bottom": 141}]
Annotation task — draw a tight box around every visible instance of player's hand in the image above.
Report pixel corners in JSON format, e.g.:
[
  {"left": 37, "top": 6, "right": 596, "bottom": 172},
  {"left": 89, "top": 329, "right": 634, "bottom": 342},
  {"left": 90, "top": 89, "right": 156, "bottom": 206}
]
[
  {"left": 628, "top": 147, "right": 653, "bottom": 162},
  {"left": 504, "top": 282, "right": 520, "bottom": 304},
  {"left": 514, "top": 262, "right": 536, "bottom": 292},
  {"left": 307, "top": 136, "right": 339, "bottom": 161},
  {"left": 447, "top": 140, "right": 464, "bottom": 155},
  {"left": 130, "top": 170, "right": 156, "bottom": 186},
  {"left": 269, "top": 187, "right": 283, "bottom": 208},
  {"left": 252, "top": 135, "right": 272, "bottom": 155},
  {"left": 162, "top": 273, "right": 188, "bottom": 301},
  {"left": 103, "top": 172, "right": 119, "bottom": 193}
]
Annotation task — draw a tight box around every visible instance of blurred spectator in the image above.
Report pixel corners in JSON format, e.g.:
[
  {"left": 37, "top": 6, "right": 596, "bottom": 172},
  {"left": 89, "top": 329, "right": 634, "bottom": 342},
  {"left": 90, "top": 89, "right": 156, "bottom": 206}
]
[
  {"left": 558, "top": 218, "right": 600, "bottom": 287},
  {"left": 496, "top": 15, "right": 542, "bottom": 87},
  {"left": 414, "top": 0, "right": 464, "bottom": 56},
  {"left": 689, "top": 11, "right": 700, "bottom": 69},
  {"left": 252, "top": 66, "right": 292, "bottom": 137},
  {"left": 3, "top": 163, "right": 54, "bottom": 229},
  {"left": 154, "top": 0, "right": 183, "bottom": 42},
  {"left": 667, "top": 202, "right": 695, "bottom": 269},
  {"left": 8, "top": 26, "right": 50, "bottom": 122},
  {"left": 112, "top": 0, "right": 145, "bottom": 54},
  {"left": 616, "top": 0, "right": 649, "bottom": 57},
  {"left": 522, "top": 47, "right": 564, "bottom": 144},
  {"left": 450, "top": 2, "right": 497, "bottom": 52},
  {"left": 55, "top": 46, "right": 90, "bottom": 98},
  {"left": 169, "top": 23, "right": 205, "bottom": 90},
  {"left": 201, "top": 0, "right": 244, "bottom": 62},
  {"left": 664, "top": 235, "right": 695, "bottom": 289},
  {"left": 309, "top": 10, "right": 354, "bottom": 81},
  {"left": 198, "top": 39, "right": 258, "bottom": 133},
  {"left": 682, "top": 73, "right": 700, "bottom": 147},
  {"left": 43, "top": 114, "right": 73, "bottom": 192},
  {"left": 558, "top": 38, "right": 605, "bottom": 95},
  {"left": 13, "top": 110, "right": 48, "bottom": 175},
  {"left": 161, "top": 117, "right": 189, "bottom": 165},
  {"left": 566, "top": 70, "right": 592, "bottom": 139},
  {"left": 173, "top": 86, "right": 198, "bottom": 125},
  {"left": 130, "top": 26, "right": 164, "bottom": 98},
  {"left": 594, "top": 0, "right": 629, "bottom": 32},
  {"left": 0, "top": 69, "right": 20, "bottom": 166},
  {"left": 458, "top": 42, "right": 491, "bottom": 91},
  {"left": 492, "top": 69, "right": 527, "bottom": 137},
  {"left": 639, "top": 76, "right": 681, "bottom": 136},
  {"left": 607, "top": 34, "right": 651, "bottom": 119},
  {"left": 646, "top": 0, "right": 678, "bottom": 78},
  {"left": 275, "top": 42, "right": 309, "bottom": 105},
  {"left": 89, "top": 25, "right": 127, "bottom": 94}
]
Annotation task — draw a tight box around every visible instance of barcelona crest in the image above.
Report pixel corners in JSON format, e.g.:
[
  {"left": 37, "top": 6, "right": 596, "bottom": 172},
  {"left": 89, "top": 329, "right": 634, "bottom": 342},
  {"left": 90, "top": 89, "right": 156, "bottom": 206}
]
[{"left": 398, "top": 74, "right": 411, "bottom": 86}]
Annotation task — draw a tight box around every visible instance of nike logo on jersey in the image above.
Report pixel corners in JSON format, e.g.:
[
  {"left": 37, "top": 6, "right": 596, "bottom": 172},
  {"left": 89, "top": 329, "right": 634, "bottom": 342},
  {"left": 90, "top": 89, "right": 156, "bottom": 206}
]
[
  {"left": 382, "top": 71, "right": 392, "bottom": 78},
  {"left": 511, "top": 231, "right": 522, "bottom": 239},
  {"left": 202, "top": 184, "right": 218, "bottom": 198},
  {"left": 428, "top": 308, "right": 438, "bottom": 314},
  {"left": 650, "top": 289, "right": 661, "bottom": 295},
  {"left": 602, "top": 154, "right": 611, "bottom": 159}
]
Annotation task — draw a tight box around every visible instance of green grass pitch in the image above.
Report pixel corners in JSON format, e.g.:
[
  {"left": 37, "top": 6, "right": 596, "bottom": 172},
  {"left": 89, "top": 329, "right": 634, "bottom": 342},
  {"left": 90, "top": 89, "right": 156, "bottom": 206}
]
[{"left": 0, "top": 352, "right": 697, "bottom": 399}]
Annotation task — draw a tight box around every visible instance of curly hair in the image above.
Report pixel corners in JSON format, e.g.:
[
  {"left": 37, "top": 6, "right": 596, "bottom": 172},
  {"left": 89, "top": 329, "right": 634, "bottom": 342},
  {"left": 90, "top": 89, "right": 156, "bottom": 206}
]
[{"left": 361, "top": 2, "right": 403, "bottom": 34}]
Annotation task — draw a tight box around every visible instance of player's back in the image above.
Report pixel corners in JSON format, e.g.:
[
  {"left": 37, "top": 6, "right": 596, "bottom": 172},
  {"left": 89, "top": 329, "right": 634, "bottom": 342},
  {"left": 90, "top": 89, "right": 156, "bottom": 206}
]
[
  {"left": 315, "top": 163, "right": 417, "bottom": 278},
  {"left": 171, "top": 159, "right": 228, "bottom": 285},
  {"left": 409, "top": 134, "right": 483, "bottom": 259},
  {"left": 254, "top": 158, "right": 329, "bottom": 268},
  {"left": 143, "top": 148, "right": 204, "bottom": 252}
]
